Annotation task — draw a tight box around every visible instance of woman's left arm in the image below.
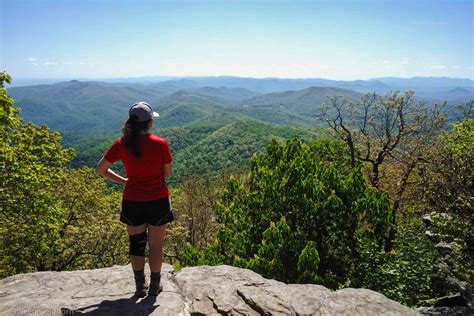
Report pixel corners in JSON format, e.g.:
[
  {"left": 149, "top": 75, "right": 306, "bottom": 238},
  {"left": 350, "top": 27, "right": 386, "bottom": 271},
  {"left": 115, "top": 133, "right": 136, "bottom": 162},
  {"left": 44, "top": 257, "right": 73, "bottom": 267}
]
[{"left": 95, "top": 157, "right": 128, "bottom": 185}]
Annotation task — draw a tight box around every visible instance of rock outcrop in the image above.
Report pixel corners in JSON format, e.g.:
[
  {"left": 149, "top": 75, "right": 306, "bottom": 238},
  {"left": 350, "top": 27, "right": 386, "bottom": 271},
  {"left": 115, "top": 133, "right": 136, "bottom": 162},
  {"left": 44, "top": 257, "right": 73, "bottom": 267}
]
[{"left": 0, "top": 263, "right": 418, "bottom": 315}]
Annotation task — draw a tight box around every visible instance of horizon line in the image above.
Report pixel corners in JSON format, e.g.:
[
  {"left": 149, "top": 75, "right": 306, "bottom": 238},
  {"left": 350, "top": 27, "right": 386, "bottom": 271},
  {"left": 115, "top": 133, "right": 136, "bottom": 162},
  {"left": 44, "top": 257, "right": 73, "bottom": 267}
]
[{"left": 9, "top": 74, "right": 474, "bottom": 82}]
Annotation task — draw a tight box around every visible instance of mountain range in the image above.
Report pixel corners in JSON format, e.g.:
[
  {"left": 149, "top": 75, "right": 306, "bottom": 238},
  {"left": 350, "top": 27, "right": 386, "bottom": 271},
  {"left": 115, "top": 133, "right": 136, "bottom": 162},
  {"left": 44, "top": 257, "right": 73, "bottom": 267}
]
[
  {"left": 7, "top": 76, "right": 472, "bottom": 182},
  {"left": 11, "top": 75, "right": 473, "bottom": 101},
  {"left": 8, "top": 80, "right": 357, "bottom": 133},
  {"left": 9, "top": 76, "right": 472, "bottom": 134}
]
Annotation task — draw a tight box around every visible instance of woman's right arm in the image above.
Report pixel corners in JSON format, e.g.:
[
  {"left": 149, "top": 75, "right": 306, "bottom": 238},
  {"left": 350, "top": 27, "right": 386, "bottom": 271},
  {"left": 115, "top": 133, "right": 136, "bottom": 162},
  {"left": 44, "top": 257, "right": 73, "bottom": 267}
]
[
  {"left": 163, "top": 163, "right": 172, "bottom": 178},
  {"left": 95, "top": 157, "right": 128, "bottom": 185}
]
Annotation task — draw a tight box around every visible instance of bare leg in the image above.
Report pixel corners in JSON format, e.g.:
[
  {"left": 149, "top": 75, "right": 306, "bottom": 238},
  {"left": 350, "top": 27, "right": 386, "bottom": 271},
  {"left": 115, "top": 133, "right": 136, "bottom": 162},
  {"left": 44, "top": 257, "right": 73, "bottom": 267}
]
[
  {"left": 127, "top": 224, "right": 147, "bottom": 271},
  {"left": 148, "top": 224, "right": 167, "bottom": 272}
]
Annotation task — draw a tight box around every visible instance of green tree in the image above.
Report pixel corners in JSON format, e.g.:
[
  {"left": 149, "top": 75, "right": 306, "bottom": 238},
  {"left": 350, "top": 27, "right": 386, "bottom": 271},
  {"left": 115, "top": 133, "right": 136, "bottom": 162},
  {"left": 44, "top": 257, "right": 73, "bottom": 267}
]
[
  {"left": 0, "top": 72, "right": 19, "bottom": 128},
  {"left": 352, "top": 219, "right": 437, "bottom": 306},
  {"left": 0, "top": 74, "right": 73, "bottom": 275},
  {"left": 416, "top": 113, "right": 474, "bottom": 297},
  {"left": 319, "top": 91, "right": 445, "bottom": 250},
  {"left": 164, "top": 175, "right": 224, "bottom": 265},
  {"left": 0, "top": 73, "right": 128, "bottom": 276},
  {"left": 351, "top": 107, "right": 473, "bottom": 306},
  {"left": 44, "top": 168, "right": 129, "bottom": 271},
  {"left": 184, "top": 138, "right": 392, "bottom": 288}
]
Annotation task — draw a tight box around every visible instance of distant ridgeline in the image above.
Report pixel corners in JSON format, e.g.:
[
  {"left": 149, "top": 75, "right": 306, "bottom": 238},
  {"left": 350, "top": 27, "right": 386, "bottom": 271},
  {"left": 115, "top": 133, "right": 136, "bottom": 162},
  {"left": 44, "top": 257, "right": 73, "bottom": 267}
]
[{"left": 8, "top": 76, "right": 473, "bottom": 184}]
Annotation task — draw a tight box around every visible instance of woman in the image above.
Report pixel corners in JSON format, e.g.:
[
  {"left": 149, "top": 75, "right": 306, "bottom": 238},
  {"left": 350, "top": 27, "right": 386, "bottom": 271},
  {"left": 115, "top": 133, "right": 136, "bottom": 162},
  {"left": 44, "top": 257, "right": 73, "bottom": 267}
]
[{"left": 95, "top": 101, "right": 174, "bottom": 297}]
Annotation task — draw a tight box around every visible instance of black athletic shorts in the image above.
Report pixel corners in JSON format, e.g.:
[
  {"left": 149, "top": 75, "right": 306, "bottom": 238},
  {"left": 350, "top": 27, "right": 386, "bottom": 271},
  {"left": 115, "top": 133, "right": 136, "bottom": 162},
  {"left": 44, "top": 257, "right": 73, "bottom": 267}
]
[{"left": 120, "top": 196, "right": 174, "bottom": 227}]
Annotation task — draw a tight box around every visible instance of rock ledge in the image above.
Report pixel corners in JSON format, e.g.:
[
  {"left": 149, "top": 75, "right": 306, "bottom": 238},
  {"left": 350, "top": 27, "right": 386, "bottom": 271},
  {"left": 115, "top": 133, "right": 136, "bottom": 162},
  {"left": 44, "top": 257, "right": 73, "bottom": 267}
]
[{"left": 0, "top": 263, "right": 417, "bottom": 315}]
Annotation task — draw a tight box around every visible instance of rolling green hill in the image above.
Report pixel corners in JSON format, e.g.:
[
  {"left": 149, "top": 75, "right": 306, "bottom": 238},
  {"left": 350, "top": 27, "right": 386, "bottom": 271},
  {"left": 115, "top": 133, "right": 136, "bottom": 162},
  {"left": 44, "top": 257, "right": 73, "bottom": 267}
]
[
  {"left": 8, "top": 80, "right": 348, "bottom": 185},
  {"left": 9, "top": 80, "right": 338, "bottom": 135},
  {"left": 10, "top": 80, "right": 164, "bottom": 108},
  {"left": 159, "top": 90, "right": 237, "bottom": 108},
  {"left": 242, "top": 86, "right": 362, "bottom": 118},
  {"left": 191, "top": 86, "right": 259, "bottom": 101},
  {"left": 238, "top": 107, "right": 316, "bottom": 126},
  {"left": 9, "top": 81, "right": 235, "bottom": 134},
  {"left": 9, "top": 80, "right": 164, "bottom": 133},
  {"left": 68, "top": 115, "right": 321, "bottom": 185},
  {"left": 156, "top": 103, "right": 218, "bottom": 128},
  {"left": 155, "top": 117, "right": 321, "bottom": 184}
]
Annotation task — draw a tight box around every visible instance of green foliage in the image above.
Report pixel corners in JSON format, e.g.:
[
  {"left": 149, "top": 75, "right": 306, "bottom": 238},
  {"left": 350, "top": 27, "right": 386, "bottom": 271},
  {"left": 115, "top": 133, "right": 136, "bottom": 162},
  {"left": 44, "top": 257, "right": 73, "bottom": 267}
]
[
  {"left": 0, "top": 72, "right": 20, "bottom": 128},
  {"left": 180, "top": 243, "right": 225, "bottom": 267},
  {"left": 246, "top": 86, "right": 361, "bottom": 118},
  {"left": 8, "top": 80, "right": 158, "bottom": 133},
  {"left": 61, "top": 113, "right": 319, "bottom": 190},
  {"left": 45, "top": 168, "right": 129, "bottom": 271},
  {"left": 308, "top": 139, "right": 353, "bottom": 173},
  {"left": 297, "top": 241, "right": 321, "bottom": 283},
  {"left": 0, "top": 75, "right": 128, "bottom": 277},
  {"left": 446, "top": 117, "right": 473, "bottom": 155},
  {"left": 9, "top": 81, "right": 359, "bottom": 135},
  {"left": 350, "top": 116, "right": 474, "bottom": 306},
  {"left": 164, "top": 176, "right": 227, "bottom": 266},
  {"left": 431, "top": 118, "right": 473, "bottom": 223},
  {"left": 185, "top": 138, "right": 393, "bottom": 288},
  {"left": 156, "top": 119, "right": 319, "bottom": 185},
  {"left": 352, "top": 220, "right": 436, "bottom": 306},
  {"left": 0, "top": 120, "right": 75, "bottom": 275},
  {"left": 428, "top": 214, "right": 470, "bottom": 297},
  {"left": 416, "top": 117, "right": 474, "bottom": 297},
  {"left": 239, "top": 107, "right": 315, "bottom": 126},
  {"left": 63, "top": 132, "right": 116, "bottom": 166},
  {"left": 248, "top": 217, "right": 293, "bottom": 281}
]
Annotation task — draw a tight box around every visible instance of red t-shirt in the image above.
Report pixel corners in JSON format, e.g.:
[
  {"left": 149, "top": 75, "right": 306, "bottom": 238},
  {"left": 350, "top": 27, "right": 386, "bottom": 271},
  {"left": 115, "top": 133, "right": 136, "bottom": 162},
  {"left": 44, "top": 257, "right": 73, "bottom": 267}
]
[{"left": 103, "top": 134, "right": 173, "bottom": 201}]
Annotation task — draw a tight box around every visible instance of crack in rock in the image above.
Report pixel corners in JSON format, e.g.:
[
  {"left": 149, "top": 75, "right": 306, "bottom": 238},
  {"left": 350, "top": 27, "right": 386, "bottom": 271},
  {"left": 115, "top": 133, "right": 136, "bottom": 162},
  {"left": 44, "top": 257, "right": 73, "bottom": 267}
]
[
  {"left": 236, "top": 288, "right": 270, "bottom": 316},
  {"left": 207, "top": 294, "right": 231, "bottom": 315}
]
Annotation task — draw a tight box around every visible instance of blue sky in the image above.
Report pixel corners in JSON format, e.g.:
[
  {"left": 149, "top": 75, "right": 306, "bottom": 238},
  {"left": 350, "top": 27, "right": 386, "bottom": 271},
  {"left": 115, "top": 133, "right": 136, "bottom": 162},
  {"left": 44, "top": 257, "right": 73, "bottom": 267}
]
[{"left": 1, "top": 0, "right": 473, "bottom": 80}]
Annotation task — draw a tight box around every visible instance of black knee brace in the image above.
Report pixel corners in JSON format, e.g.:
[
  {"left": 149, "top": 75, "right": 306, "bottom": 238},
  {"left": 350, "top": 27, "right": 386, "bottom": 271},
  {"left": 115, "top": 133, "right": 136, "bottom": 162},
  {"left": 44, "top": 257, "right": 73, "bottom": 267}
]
[{"left": 129, "top": 231, "right": 147, "bottom": 257}]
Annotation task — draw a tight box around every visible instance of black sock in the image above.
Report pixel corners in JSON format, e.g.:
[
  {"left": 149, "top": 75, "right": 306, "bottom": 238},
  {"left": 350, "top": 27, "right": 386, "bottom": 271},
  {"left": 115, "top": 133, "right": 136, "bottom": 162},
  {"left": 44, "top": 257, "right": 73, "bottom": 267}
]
[
  {"left": 148, "top": 271, "right": 162, "bottom": 295},
  {"left": 133, "top": 269, "right": 145, "bottom": 281},
  {"left": 150, "top": 271, "right": 161, "bottom": 281}
]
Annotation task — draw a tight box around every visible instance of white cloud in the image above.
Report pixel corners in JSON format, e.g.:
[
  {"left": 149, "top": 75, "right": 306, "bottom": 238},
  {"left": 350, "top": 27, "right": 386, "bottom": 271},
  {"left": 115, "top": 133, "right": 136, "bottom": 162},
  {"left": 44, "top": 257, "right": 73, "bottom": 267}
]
[
  {"left": 400, "top": 59, "right": 409, "bottom": 65},
  {"left": 383, "top": 60, "right": 389, "bottom": 64},
  {"left": 432, "top": 65, "right": 448, "bottom": 70},
  {"left": 452, "top": 65, "right": 462, "bottom": 69},
  {"left": 27, "top": 57, "right": 39, "bottom": 66},
  {"left": 44, "top": 61, "right": 58, "bottom": 66}
]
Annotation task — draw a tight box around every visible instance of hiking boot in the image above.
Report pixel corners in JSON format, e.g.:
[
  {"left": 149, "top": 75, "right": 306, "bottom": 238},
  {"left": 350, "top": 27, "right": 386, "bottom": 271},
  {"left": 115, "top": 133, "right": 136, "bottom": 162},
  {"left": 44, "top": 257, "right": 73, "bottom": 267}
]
[
  {"left": 148, "top": 271, "right": 163, "bottom": 296},
  {"left": 133, "top": 269, "right": 148, "bottom": 298}
]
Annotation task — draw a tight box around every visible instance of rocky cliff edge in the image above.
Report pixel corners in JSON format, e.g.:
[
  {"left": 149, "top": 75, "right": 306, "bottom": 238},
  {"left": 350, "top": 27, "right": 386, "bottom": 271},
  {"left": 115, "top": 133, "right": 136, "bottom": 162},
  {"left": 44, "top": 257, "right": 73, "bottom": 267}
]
[{"left": 0, "top": 263, "right": 417, "bottom": 315}]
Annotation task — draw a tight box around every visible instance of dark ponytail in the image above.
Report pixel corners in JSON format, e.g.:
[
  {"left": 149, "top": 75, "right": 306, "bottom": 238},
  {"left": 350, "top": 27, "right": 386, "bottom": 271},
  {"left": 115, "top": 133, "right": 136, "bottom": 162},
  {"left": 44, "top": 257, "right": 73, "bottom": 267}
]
[{"left": 121, "top": 114, "right": 150, "bottom": 159}]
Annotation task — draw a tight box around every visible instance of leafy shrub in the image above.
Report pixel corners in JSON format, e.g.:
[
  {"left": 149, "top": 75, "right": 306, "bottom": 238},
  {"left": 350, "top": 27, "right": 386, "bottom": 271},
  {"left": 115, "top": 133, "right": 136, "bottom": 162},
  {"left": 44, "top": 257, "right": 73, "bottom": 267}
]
[
  {"left": 0, "top": 73, "right": 128, "bottom": 276},
  {"left": 351, "top": 219, "right": 436, "bottom": 306},
  {"left": 182, "top": 138, "right": 393, "bottom": 289}
]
